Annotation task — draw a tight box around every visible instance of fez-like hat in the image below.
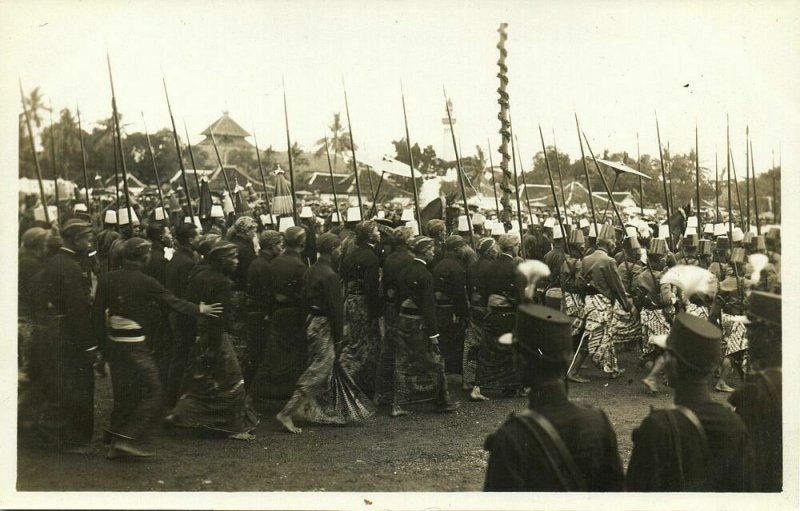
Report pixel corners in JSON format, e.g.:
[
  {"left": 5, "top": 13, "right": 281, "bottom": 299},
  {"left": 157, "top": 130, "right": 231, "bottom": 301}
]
[
  {"left": 117, "top": 208, "right": 139, "bottom": 226},
  {"left": 544, "top": 287, "right": 563, "bottom": 310},
  {"left": 499, "top": 304, "right": 573, "bottom": 365},
  {"left": 568, "top": 229, "right": 585, "bottom": 247},
  {"left": 703, "top": 223, "right": 715, "bottom": 235},
  {"left": 457, "top": 215, "right": 469, "bottom": 232},
  {"left": 491, "top": 221, "right": 505, "bottom": 236},
  {"left": 730, "top": 247, "right": 746, "bottom": 264},
  {"left": 683, "top": 233, "right": 699, "bottom": 248},
  {"left": 346, "top": 206, "right": 362, "bottom": 223},
  {"left": 716, "top": 236, "right": 730, "bottom": 251},
  {"left": 543, "top": 217, "right": 557, "bottom": 229},
  {"left": 652, "top": 312, "right": 721, "bottom": 373},
  {"left": 210, "top": 204, "right": 225, "bottom": 218},
  {"left": 649, "top": 238, "right": 668, "bottom": 256},
  {"left": 747, "top": 291, "right": 781, "bottom": 325},
  {"left": 597, "top": 224, "right": 616, "bottom": 241},
  {"left": 686, "top": 216, "right": 699, "bottom": 228},
  {"left": 743, "top": 231, "right": 755, "bottom": 246},
  {"left": 279, "top": 216, "right": 296, "bottom": 233},
  {"left": 579, "top": 218, "right": 590, "bottom": 229},
  {"left": 731, "top": 227, "right": 745, "bottom": 243},
  {"left": 697, "top": 239, "right": 713, "bottom": 256},
  {"left": 713, "top": 223, "right": 727, "bottom": 237},
  {"left": 400, "top": 209, "right": 414, "bottom": 222},
  {"left": 750, "top": 235, "right": 766, "bottom": 252},
  {"left": 406, "top": 220, "right": 420, "bottom": 236},
  {"left": 104, "top": 209, "right": 118, "bottom": 225},
  {"left": 300, "top": 206, "right": 314, "bottom": 219},
  {"left": 73, "top": 203, "right": 88, "bottom": 213},
  {"left": 623, "top": 235, "right": 641, "bottom": 251},
  {"left": 552, "top": 225, "right": 564, "bottom": 240},
  {"left": 766, "top": 226, "right": 780, "bottom": 240}
]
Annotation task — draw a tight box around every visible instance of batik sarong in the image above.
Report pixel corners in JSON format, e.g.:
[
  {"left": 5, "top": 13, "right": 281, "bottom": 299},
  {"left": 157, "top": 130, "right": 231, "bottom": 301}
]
[
  {"left": 721, "top": 313, "right": 749, "bottom": 356},
  {"left": 251, "top": 306, "right": 307, "bottom": 402},
  {"left": 583, "top": 294, "right": 619, "bottom": 375},
  {"left": 393, "top": 314, "right": 448, "bottom": 405},
  {"left": 640, "top": 308, "right": 671, "bottom": 362},
  {"left": 462, "top": 307, "right": 487, "bottom": 389},
  {"left": 612, "top": 298, "right": 641, "bottom": 347},
  {"left": 227, "top": 290, "right": 249, "bottom": 362},
  {"left": 339, "top": 294, "right": 378, "bottom": 395},
  {"left": 373, "top": 302, "right": 398, "bottom": 405},
  {"left": 563, "top": 292, "right": 585, "bottom": 337},
  {"left": 169, "top": 331, "right": 259, "bottom": 435},
  {"left": 476, "top": 302, "right": 520, "bottom": 391},
  {"left": 288, "top": 316, "right": 374, "bottom": 424}
]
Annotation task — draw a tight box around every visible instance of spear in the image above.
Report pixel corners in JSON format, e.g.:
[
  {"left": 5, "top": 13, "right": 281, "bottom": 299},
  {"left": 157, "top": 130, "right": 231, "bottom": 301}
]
[
  {"left": 76, "top": 105, "right": 91, "bottom": 212},
  {"left": 342, "top": 79, "right": 363, "bottom": 213},
  {"left": 487, "top": 139, "right": 500, "bottom": 219},
  {"left": 401, "top": 84, "right": 422, "bottom": 227},
  {"left": 575, "top": 115, "right": 598, "bottom": 229},
  {"left": 695, "top": 125, "right": 701, "bottom": 230},
  {"left": 727, "top": 115, "right": 733, "bottom": 241},
  {"left": 514, "top": 134, "right": 535, "bottom": 226},
  {"left": 112, "top": 121, "right": 120, "bottom": 219},
  {"left": 252, "top": 129, "right": 272, "bottom": 214},
  {"left": 506, "top": 110, "right": 528, "bottom": 237},
  {"left": 324, "top": 136, "right": 340, "bottom": 222},
  {"left": 48, "top": 102, "right": 61, "bottom": 226},
  {"left": 655, "top": 114, "right": 673, "bottom": 249},
  {"left": 282, "top": 80, "right": 298, "bottom": 224},
  {"left": 161, "top": 75, "right": 195, "bottom": 223},
  {"left": 715, "top": 151, "right": 720, "bottom": 222},
  {"left": 444, "top": 89, "right": 475, "bottom": 248},
  {"left": 539, "top": 126, "right": 568, "bottom": 251},
  {"left": 552, "top": 129, "right": 568, "bottom": 214},
  {"left": 729, "top": 145, "right": 744, "bottom": 230},
  {"left": 107, "top": 55, "right": 134, "bottom": 228},
  {"left": 745, "top": 126, "right": 751, "bottom": 229},
  {"left": 208, "top": 126, "right": 234, "bottom": 209},
  {"left": 19, "top": 80, "right": 50, "bottom": 224},
  {"left": 141, "top": 112, "right": 166, "bottom": 214},
  {"left": 637, "top": 133, "right": 644, "bottom": 215},
  {"left": 183, "top": 121, "right": 202, "bottom": 198},
  {"left": 750, "top": 139, "right": 761, "bottom": 235},
  {"left": 666, "top": 141, "right": 675, "bottom": 216}
]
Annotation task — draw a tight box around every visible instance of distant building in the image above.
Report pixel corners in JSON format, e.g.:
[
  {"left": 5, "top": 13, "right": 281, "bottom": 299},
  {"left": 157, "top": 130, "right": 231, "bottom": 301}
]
[{"left": 194, "top": 111, "right": 255, "bottom": 165}]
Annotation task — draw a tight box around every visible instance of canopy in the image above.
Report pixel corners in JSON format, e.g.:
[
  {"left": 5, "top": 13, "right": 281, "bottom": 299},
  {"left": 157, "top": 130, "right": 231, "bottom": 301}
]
[
  {"left": 595, "top": 158, "right": 651, "bottom": 179},
  {"left": 358, "top": 154, "right": 416, "bottom": 178}
]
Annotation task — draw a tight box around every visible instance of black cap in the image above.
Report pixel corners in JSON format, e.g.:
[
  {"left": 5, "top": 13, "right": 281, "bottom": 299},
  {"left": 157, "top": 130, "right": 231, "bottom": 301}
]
[
  {"left": 655, "top": 313, "right": 721, "bottom": 374},
  {"left": 748, "top": 291, "right": 781, "bottom": 325},
  {"left": 501, "top": 304, "right": 573, "bottom": 365}
]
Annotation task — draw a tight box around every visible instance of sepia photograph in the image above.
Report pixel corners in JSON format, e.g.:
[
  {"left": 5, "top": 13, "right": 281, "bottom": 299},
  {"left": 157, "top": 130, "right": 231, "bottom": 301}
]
[{"left": 2, "top": 0, "right": 797, "bottom": 509}]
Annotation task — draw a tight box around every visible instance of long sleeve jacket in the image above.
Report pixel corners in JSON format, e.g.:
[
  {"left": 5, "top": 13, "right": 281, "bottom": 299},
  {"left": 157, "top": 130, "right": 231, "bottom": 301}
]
[{"left": 579, "top": 248, "right": 629, "bottom": 308}]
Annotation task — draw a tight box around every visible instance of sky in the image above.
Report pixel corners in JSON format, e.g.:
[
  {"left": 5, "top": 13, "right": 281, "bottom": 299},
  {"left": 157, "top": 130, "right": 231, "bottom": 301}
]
[{"left": 3, "top": 0, "right": 799, "bottom": 178}]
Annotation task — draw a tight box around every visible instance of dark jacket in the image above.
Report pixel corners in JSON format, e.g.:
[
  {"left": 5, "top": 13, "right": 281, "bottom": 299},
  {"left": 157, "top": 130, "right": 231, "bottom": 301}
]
[
  {"left": 396, "top": 258, "right": 438, "bottom": 338},
  {"left": 246, "top": 251, "right": 276, "bottom": 313},
  {"left": 486, "top": 253, "right": 526, "bottom": 306},
  {"left": 230, "top": 235, "right": 257, "bottom": 291},
  {"left": 37, "top": 248, "right": 94, "bottom": 351},
  {"left": 304, "top": 257, "right": 344, "bottom": 343},
  {"left": 579, "top": 247, "right": 629, "bottom": 307},
  {"left": 165, "top": 245, "right": 198, "bottom": 299},
  {"left": 341, "top": 243, "right": 382, "bottom": 319},
  {"left": 432, "top": 253, "right": 468, "bottom": 317},
  {"left": 467, "top": 256, "right": 494, "bottom": 307},
  {"left": 143, "top": 243, "right": 168, "bottom": 285},
  {"left": 484, "top": 382, "right": 624, "bottom": 491},
  {"left": 268, "top": 248, "right": 306, "bottom": 312}
]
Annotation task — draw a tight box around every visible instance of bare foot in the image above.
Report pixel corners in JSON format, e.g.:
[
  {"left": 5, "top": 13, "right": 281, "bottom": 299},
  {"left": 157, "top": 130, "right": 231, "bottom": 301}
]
[
  {"left": 642, "top": 377, "right": 659, "bottom": 394},
  {"left": 228, "top": 432, "right": 256, "bottom": 441},
  {"left": 715, "top": 382, "right": 735, "bottom": 393},
  {"left": 567, "top": 373, "right": 589, "bottom": 383},
  {"left": 390, "top": 405, "right": 410, "bottom": 418},
  {"left": 469, "top": 387, "right": 489, "bottom": 401},
  {"left": 276, "top": 412, "right": 302, "bottom": 433}
]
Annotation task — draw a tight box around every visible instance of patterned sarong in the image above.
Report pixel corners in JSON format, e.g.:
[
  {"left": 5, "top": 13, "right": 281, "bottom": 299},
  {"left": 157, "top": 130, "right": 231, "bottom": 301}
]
[
  {"left": 393, "top": 314, "right": 448, "bottom": 405},
  {"left": 250, "top": 306, "right": 307, "bottom": 402},
  {"left": 476, "top": 307, "right": 520, "bottom": 391},
  {"left": 373, "top": 303, "right": 398, "bottom": 405},
  {"left": 583, "top": 294, "right": 619, "bottom": 375},
  {"left": 721, "top": 313, "right": 749, "bottom": 356},
  {"left": 612, "top": 298, "right": 641, "bottom": 346},
  {"left": 563, "top": 292, "right": 585, "bottom": 337},
  {"left": 288, "top": 316, "right": 374, "bottom": 424},
  {"left": 462, "top": 308, "right": 487, "bottom": 389},
  {"left": 339, "top": 294, "right": 378, "bottom": 395},
  {"left": 640, "top": 308, "right": 671, "bottom": 361}
]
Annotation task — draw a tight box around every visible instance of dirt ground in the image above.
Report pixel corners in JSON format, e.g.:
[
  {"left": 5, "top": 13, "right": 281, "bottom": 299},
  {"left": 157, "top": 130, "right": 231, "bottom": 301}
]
[{"left": 16, "top": 347, "right": 736, "bottom": 492}]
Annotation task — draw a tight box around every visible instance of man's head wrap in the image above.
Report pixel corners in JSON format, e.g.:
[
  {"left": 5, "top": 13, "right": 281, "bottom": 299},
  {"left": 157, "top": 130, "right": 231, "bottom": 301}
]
[
  {"left": 477, "top": 237, "right": 496, "bottom": 255},
  {"left": 259, "top": 230, "right": 283, "bottom": 249},
  {"left": 207, "top": 240, "right": 238, "bottom": 261},
  {"left": 284, "top": 226, "right": 307, "bottom": 248},
  {"left": 426, "top": 219, "right": 446, "bottom": 238},
  {"left": 392, "top": 226, "right": 414, "bottom": 247},
  {"left": 498, "top": 234, "right": 520, "bottom": 252},
  {"left": 233, "top": 216, "right": 258, "bottom": 238},
  {"left": 355, "top": 220, "right": 378, "bottom": 244},
  {"left": 197, "top": 234, "right": 222, "bottom": 257},
  {"left": 444, "top": 234, "right": 466, "bottom": 252},
  {"left": 122, "top": 237, "right": 152, "bottom": 261},
  {"left": 21, "top": 227, "right": 49, "bottom": 250},
  {"left": 61, "top": 218, "right": 93, "bottom": 240},
  {"left": 317, "top": 232, "right": 340, "bottom": 254},
  {"left": 410, "top": 235, "right": 435, "bottom": 255}
]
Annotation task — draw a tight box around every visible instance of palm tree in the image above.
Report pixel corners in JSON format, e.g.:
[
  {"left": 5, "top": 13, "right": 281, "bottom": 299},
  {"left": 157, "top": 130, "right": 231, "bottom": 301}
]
[
  {"left": 23, "top": 87, "right": 50, "bottom": 130},
  {"left": 314, "top": 112, "right": 355, "bottom": 168}
]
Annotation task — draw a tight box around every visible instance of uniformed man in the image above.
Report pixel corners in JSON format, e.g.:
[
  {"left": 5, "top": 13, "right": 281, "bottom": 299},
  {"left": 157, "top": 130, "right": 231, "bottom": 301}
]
[
  {"left": 613, "top": 235, "right": 644, "bottom": 349},
  {"left": 432, "top": 234, "right": 469, "bottom": 375},
  {"left": 251, "top": 226, "right": 308, "bottom": 402},
  {"left": 561, "top": 230, "right": 588, "bottom": 383},
  {"left": 24, "top": 218, "right": 96, "bottom": 453},
  {"left": 729, "top": 291, "right": 782, "bottom": 491},
  {"left": 576, "top": 224, "right": 629, "bottom": 379},
  {"left": 93, "top": 237, "right": 221, "bottom": 458},
  {"left": 627, "top": 313, "right": 755, "bottom": 491},
  {"left": 376, "top": 226, "right": 415, "bottom": 405},
  {"left": 714, "top": 247, "right": 751, "bottom": 392},
  {"left": 95, "top": 209, "right": 120, "bottom": 274},
  {"left": 483, "top": 303, "right": 624, "bottom": 491},
  {"left": 677, "top": 233, "right": 700, "bottom": 266},
  {"left": 478, "top": 234, "right": 526, "bottom": 395},
  {"left": 339, "top": 220, "right": 383, "bottom": 396},
  {"left": 243, "top": 230, "right": 283, "bottom": 388},
  {"left": 18, "top": 227, "right": 50, "bottom": 379},
  {"left": 464, "top": 237, "right": 498, "bottom": 400},
  {"left": 425, "top": 219, "right": 447, "bottom": 269},
  {"left": 391, "top": 236, "right": 460, "bottom": 417},
  {"left": 227, "top": 216, "right": 259, "bottom": 360}
]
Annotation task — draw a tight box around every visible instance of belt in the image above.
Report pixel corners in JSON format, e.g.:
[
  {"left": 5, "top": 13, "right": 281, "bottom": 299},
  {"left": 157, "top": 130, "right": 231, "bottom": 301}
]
[{"left": 400, "top": 307, "right": 422, "bottom": 317}]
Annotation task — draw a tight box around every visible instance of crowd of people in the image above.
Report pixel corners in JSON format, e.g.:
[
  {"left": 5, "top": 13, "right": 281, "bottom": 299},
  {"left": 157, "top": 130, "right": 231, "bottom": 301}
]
[{"left": 16, "top": 190, "right": 782, "bottom": 492}]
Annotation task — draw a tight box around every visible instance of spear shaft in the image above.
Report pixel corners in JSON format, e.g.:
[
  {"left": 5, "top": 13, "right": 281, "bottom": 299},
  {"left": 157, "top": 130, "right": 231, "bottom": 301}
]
[
  {"left": 715, "top": 152, "right": 720, "bottom": 222},
  {"left": 730, "top": 146, "right": 744, "bottom": 230},
  {"left": 253, "top": 130, "right": 272, "bottom": 215},
  {"left": 666, "top": 141, "right": 675, "bottom": 217},
  {"left": 208, "top": 127, "right": 234, "bottom": 206},
  {"left": 750, "top": 140, "right": 761, "bottom": 235},
  {"left": 552, "top": 129, "right": 568, "bottom": 214},
  {"left": 48, "top": 104, "right": 61, "bottom": 226},
  {"left": 76, "top": 106, "right": 91, "bottom": 211},
  {"left": 342, "top": 81, "right": 363, "bottom": 213},
  {"left": 282, "top": 83, "right": 298, "bottom": 224},
  {"left": 444, "top": 91, "right": 474, "bottom": 248},
  {"left": 112, "top": 122, "right": 120, "bottom": 219},
  {"left": 637, "top": 133, "right": 644, "bottom": 215},
  {"left": 540, "top": 126, "right": 568, "bottom": 251},
  {"left": 511, "top": 129, "right": 533, "bottom": 226},
  {"left": 141, "top": 113, "right": 166, "bottom": 214},
  {"left": 695, "top": 125, "right": 701, "bottom": 230},
  {"left": 745, "top": 126, "right": 751, "bottom": 229},
  {"left": 487, "top": 139, "right": 500, "bottom": 219},
  {"left": 401, "top": 86, "right": 422, "bottom": 227},
  {"left": 575, "top": 115, "right": 598, "bottom": 229},
  {"left": 19, "top": 81, "right": 50, "bottom": 224},
  {"left": 184, "top": 121, "right": 202, "bottom": 198},
  {"left": 324, "top": 136, "right": 340, "bottom": 222},
  {"left": 107, "top": 56, "right": 134, "bottom": 228},
  {"left": 727, "top": 115, "right": 733, "bottom": 241},
  {"left": 655, "top": 115, "right": 673, "bottom": 249},
  {"left": 161, "top": 76, "right": 195, "bottom": 223}
]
